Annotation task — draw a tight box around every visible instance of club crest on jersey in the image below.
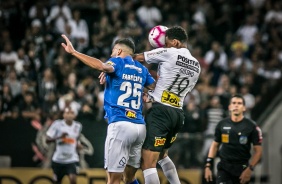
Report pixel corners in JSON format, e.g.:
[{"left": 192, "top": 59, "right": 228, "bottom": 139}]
[
  {"left": 105, "top": 61, "right": 115, "bottom": 66},
  {"left": 239, "top": 136, "right": 248, "bottom": 144},
  {"left": 161, "top": 90, "right": 180, "bottom": 107},
  {"left": 170, "top": 135, "right": 177, "bottom": 143},
  {"left": 154, "top": 137, "right": 166, "bottom": 147},
  {"left": 125, "top": 109, "right": 137, "bottom": 119}
]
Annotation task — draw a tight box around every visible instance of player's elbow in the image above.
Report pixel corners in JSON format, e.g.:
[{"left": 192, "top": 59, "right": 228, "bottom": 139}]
[{"left": 101, "top": 64, "right": 114, "bottom": 73}]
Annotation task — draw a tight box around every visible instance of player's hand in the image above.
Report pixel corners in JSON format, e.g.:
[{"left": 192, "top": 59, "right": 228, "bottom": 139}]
[
  {"left": 61, "top": 34, "right": 76, "bottom": 54},
  {"left": 99, "top": 72, "right": 106, "bottom": 84},
  {"left": 204, "top": 167, "right": 213, "bottom": 182},
  {"left": 60, "top": 132, "right": 68, "bottom": 138},
  {"left": 239, "top": 167, "right": 252, "bottom": 184},
  {"left": 142, "top": 92, "right": 151, "bottom": 102}
]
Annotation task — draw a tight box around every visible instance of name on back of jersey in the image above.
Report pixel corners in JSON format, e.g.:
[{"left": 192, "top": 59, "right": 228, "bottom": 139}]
[
  {"left": 176, "top": 55, "right": 200, "bottom": 73},
  {"left": 161, "top": 90, "right": 180, "bottom": 107},
  {"left": 122, "top": 74, "right": 142, "bottom": 83}
]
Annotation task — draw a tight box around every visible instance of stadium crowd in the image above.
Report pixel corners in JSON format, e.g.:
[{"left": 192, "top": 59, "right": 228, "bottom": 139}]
[{"left": 0, "top": 0, "right": 282, "bottom": 169}]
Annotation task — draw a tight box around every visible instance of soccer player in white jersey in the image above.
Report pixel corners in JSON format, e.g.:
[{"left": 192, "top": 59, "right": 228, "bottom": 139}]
[
  {"left": 46, "top": 107, "right": 82, "bottom": 184},
  {"left": 61, "top": 35, "right": 155, "bottom": 184},
  {"left": 134, "top": 26, "right": 201, "bottom": 184}
]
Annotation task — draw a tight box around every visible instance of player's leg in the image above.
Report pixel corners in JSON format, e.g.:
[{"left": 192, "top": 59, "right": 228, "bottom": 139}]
[
  {"left": 68, "top": 174, "right": 77, "bottom": 184},
  {"left": 157, "top": 105, "right": 184, "bottom": 184},
  {"left": 105, "top": 122, "right": 143, "bottom": 184},
  {"left": 216, "top": 163, "right": 234, "bottom": 184},
  {"left": 142, "top": 103, "right": 172, "bottom": 184},
  {"left": 66, "top": 162, "right": 78, "bottom": 184},
  {"left": 123, "top": 123, "right": 146, "bottom": 184},
  {"left": 124, "top": 165, "right": 139, "bottom": 184},
  {"left": 51, "top": 161, "right": 65, "bottom": 184},
  {"left": 141, "top": 149, "right": 161, "bottom": 184},
  {"left": 158, "top": 149, "right": 180, "bottom": 184}
]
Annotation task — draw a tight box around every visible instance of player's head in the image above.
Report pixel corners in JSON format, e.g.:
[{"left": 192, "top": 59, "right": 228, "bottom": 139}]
[
  {"left": 111, "top": 38, "right": 135, "bottom": 57},
  {"left": 63, "top": 107, "right": 76, "bottom": 122},
  {"left": 165, "top": 26, "right": 188, "bottom": 48},
  {"left": 228, "top": 94, "right": 246, "bottom": 116}
]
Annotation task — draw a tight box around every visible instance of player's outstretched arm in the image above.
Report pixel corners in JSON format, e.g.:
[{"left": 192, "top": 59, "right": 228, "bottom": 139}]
[
  {"left": 133, "top": 53, "right": 145, "bottom": 62},
  {"left": 61, "top": 34, "right": 114, "bottom": 73}
]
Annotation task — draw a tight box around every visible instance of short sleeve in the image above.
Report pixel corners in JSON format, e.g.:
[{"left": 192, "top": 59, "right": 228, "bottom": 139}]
[
  {"left": 144, "top": 48, "right": 170, "bottom": 64},
  {"left": 251, "top": 126, "right": 263, "bottom": 145},
  {"left": 105, "top": 58, "right": 121, "bottom": 74},
  {"left": 46, "top": 121, "right": 59, "bottom": 139},
  {"left": 144, "top": 67, "right": 155, "bottom": 86},
  {"left": 214, "top": 122, "right": 222, "bottom": 143}
]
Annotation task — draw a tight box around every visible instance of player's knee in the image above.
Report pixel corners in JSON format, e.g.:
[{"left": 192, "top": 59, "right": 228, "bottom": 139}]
[{"left": 69, "top": 174, "right": 77, "bottom": 184}]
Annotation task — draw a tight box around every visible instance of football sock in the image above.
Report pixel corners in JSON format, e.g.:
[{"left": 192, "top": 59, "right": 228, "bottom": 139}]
[
  {"left": 158, "top": 156, "right": 181, "bottom": 184},
  {"left": 143, "top": 168, "right": 160, "bottom": 184}
]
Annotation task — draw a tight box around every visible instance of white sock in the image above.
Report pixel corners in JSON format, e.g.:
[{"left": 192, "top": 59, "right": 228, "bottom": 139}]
[
  {"left": 158, "top": 156, "right": 181, "bottom": 184},
  {"left": 143, "top": 168, "right": 160, "bottom": 184}
]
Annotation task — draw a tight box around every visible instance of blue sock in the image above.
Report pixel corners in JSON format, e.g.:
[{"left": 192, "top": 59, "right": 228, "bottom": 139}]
[{"left": 129, "top": 179, "right": 139, "bottom": 184}]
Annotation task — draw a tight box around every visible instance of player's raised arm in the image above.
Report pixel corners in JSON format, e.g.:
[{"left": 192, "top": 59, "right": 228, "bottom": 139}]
[
  {"left": 133, "top": 53, "right": 145, "bottom": 62},
  {"left": 61, "top": 34, "right": 114, "bottom": 73}
]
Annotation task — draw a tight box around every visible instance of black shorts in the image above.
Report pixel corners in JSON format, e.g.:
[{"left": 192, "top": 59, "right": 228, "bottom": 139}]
[
  {"left": 216, "top": 161, "right": 249, "bottom": 184},
  {"left": 142, "top": 102, "right": 184, "bottom": 152},
  {"left": 51, "top": 161, "right": 78, "bottom": 182}
]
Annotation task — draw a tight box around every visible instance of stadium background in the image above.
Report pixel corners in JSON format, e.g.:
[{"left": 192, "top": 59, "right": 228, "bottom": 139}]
[{"left": 0, "top": 0, "right": 282, "bottom": 183}]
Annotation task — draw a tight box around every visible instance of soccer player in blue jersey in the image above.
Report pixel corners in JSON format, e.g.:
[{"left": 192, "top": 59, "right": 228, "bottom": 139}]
[{"left": 61, "top": 35, "right": 155, "bottom": 184}]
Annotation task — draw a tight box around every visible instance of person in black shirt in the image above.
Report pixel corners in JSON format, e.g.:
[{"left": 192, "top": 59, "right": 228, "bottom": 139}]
[{"left": 204, "top": 94, "right": 263, "bottom": 184}]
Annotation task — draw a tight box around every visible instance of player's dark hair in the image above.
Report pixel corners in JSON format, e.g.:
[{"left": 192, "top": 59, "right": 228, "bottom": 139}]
[
  {"left": 230, "top": 94, "right": 246, "bottom": 105},
  {"left": 114, "top": 38, "right": 135, "bottom": 53},
  {"left": 165, "top": 26, "right": 188, "bottom": 43}
]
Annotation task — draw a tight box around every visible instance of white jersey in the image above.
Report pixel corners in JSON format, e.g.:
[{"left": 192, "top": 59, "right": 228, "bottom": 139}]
[
  {"left": 144, "top": 47, "right": 201, "bottom": 109},
  {"left": 46, "top": 119, "right": 82, "bottom": 163}
]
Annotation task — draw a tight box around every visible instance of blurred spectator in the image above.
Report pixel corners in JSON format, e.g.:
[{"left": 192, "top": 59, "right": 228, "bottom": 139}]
[
  {"left": 178, "top": 100, "right": 203, "bottom": 168},
  {"left": 19, "top": 91, "right": 41, "bottom": 122},
  {"left": 4, "top": 70, "right": 21, "bottom": 97},
  {"left": 38, "top": 68, "right": 57, "bottom": 101},
  {"left": 0, "top": 83, "right": 14, "bottom": 121},
  {"left": 136, "top": 0, "right": 162, "bottom": 29},
  {"left": 241, "top": 85, "right": 255, "bottom": 118},
  {"left": 68, "top": 9, "right": 89, "bottom": 52},
  {"left": 28, "top": 1, "right": 48, "bottom": 21},
  {"left": 205, "top": 41, "right": 228, "bottom": 86},
  {"left": 236, "top": 15, "right": 258, "bottom": 46},
  {"left": 201, "top": 95, "right": 226, "bottom": 159},
  {"left": 46, "top": 0, "right": 72, "bottom": 34},
  {"left": 0, "top": 41, "right": 17, "bottom": 71}
]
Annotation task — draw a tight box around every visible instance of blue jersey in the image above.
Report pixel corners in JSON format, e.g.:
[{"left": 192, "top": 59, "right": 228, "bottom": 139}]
[{"left": 104, "top": 56, "right": 155, "bottom": 124}]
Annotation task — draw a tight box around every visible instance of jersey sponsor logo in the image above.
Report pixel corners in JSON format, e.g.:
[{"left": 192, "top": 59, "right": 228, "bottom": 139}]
[
  {"left": 179, "top": 68, "right": 194, "bottom": 77},
  {"left": 161, "top": 90, "right": 181, "bottom": 107},
  {"left": 125, "top": 109, "right": 137, "bottom": 119},
  {"left": 223, "top": 127, "right": 231, "bottom": 129},
  {"left": 154, "top": 137, "right": 166, "bottom": 147},
  {"left": 221, "top": 134, "right": 229, "bottom": 143},
  {"left": 105, "top": 61, "right": 115, "bottom": 66},
  {"left": 176, "top": 55, "right": 200, "bottom": 73},
  {"left": 239, "top": 136, "right": 248, "bottom": 144},
  {"left": 170, "top": 136, "right": 177, "bottom": 143},
  {"left": 176, "top": 61, "right": 200, "bottom": 73},
  {"left": 118, "top": 157, "right": 127, "bottom": 167},
  {"left": 124, "top": 64, "right": 142, "bottom": 73},
  {"left": 61, "top": 137, "right": 75, "bottom": 144},
  {"left": 147, "top": 49, "right": 167, "bottom": 57}
]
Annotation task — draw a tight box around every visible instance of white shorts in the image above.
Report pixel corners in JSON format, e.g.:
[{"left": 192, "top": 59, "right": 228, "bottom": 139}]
[{"left": 104, "top": 121, "right": 146, "bottom": 172}]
